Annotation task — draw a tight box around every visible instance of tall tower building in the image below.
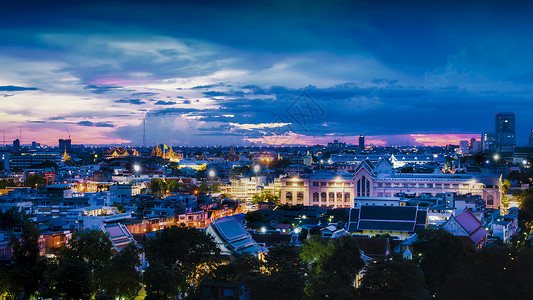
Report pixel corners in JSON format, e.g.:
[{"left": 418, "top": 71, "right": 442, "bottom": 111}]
[
  {"left": 12, "top": 139, "right": 20, "bottom": 152},
  {"left": 495, "top": 112, "right": 516, "bottom": 152},
  {"left": 359, "top": 135, "right": 365, "bottom": 151},
  {"left": 59, "top": 139, "right": 72, "bottom": 152}
]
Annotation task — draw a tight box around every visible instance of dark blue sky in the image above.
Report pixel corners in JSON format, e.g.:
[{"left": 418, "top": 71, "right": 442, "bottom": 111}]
[{"left": 1, "top": 0, "right": 533, "bottom": 146}]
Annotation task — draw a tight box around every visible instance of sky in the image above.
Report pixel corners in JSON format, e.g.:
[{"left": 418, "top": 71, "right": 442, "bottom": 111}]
[{"left": 1, "top": 0, "right": 533, "bottom": 147}]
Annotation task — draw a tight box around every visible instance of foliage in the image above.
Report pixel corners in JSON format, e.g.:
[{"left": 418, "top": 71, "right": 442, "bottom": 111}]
[
  {"left": 358, "top": 259, "right": 426, "bottom": 300},
  {"left": 101, "top": 243, "right": 142, "bottom": 299},
  {"left": 24, "top": 174, "right": 47, "bottom": 188},
  {"left": 252, "top": 190, "right": 279, "bottom": 205},
  {"left": 0, "top": 178, "right": 16, "bottom": 189},
  {"left": 502, "top": 179, "right": 511, "bottom": 195},
  {"left": 412, "top": 229, "right": 473, "bottom": 293},
  {"left": 0, "top": 208, "right": 28, "bottom": 230},
  {"left": 143, "top": 226, "right": 220, "bottom": 299},
  {"left": 54, "top": 257, "right": 94, "bottom": 300},
  {"left": 439, "top": 246, "right": 511, "bottom": 300},
  {"left": 150, "top": 178, "right": 167, "bottom": 195},
  {"left": 301, "top": 235, "right": 364, "bottom": 299},
  {"left": 244, "top": 211, "right": 264, "bottom": 224},
  {"left": 0, "top": 222, "right": 47, "bottom": 299},
  {"left": 209, "top": 244, "right": 306, "bottom": 300}
]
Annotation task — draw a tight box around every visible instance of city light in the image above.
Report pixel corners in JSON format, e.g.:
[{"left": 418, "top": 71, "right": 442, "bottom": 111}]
[
  {"left": 261, "top": 227, "right": 267, "bottom": 233},
  {"left": 254, "top": 165, "right": 260, "bottom": 173},
  {"left": 208, "top": 170, "right": 216, "bottom": 178},
  {"left": 493, "top": 154, "right": 500, "bottom": 161},
  {"left": 133, "top": 164, "right": 140, "bottom": 172}
]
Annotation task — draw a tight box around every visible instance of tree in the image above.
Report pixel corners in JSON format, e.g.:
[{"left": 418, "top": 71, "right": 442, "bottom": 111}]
[
  {"left": 56, "top": 229, "right": 112, "bottom": 295},
  {"left": 440, "top": 246, "right": 511, "bottom": 300},
  {"left": 412, "top": 229, "right": 473, "bottom": 294},
  {"left": 24, "top": 174, "right": 46, "bottom": 188},
  {"left": 502, "top": 179, "right": 511, "bottom": 195},
  {"left": 244, "top": 211, "right": 264, "bottom": 224},
  {"left": 262, "top": 243, "right": 306, "bottom": 300},
  {"left": 143, "top": 226, "right": 220, "bottom": 299},
  {"left": 301, "top": 235, "right": 364, "bottom": 299},
  {"left": 0, "top": 178, "right": 15, "bottom": 189},
  {"left": 10, "top": 222, "right": 46, "bottom": 299},
  {"left": 252, "top": 191, "right": 279, "bottom": 205},
  {"left": 54, "top": 257, "right": 94, "bottom": 300},
  {"left": 150, "top": 178, "right": 167, "bottom": 196},
  {"left": 144, "top": 261, "right": 178, "bottom": 299},
  {"left": 101, "top": 243, "right": 142, "bottom": 299},
  {"left": 358, "top": 259, "right": 426, "bottom": 300}
]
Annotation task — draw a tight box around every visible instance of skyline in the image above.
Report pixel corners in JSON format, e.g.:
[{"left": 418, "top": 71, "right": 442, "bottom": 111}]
[{"left": 2, "top": 0, "right": 533, "bottom": 146}]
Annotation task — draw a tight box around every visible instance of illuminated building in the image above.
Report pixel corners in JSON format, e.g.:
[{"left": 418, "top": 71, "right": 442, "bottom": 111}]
[
  {"left": 10, "top": 152, "right": 63, "bottom": 169},
  {"left": 280, "top": 173, "right": 353, "bottom": 208},
  {"left": 281, "top": 159, "right": 501, "bottom": 209}
]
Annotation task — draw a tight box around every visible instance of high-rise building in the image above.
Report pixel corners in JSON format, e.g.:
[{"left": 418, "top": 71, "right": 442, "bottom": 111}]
[
  {"left": 482, "top": 132, "right": 498, "bottom": 154},
  {"left": 59, "top": 139, "right": 72, "bottom": 151},
  {"left": 359, "top": 135, "right": 365, "bottom": 151},
  {"left": 495, "top": 112, "right": 516, "bottom": 151},
  {"left": 13, "top": 139, "right": 20, "bottom": 152}
]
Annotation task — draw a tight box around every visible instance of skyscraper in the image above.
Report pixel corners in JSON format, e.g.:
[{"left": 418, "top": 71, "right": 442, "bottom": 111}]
[
  {"left": 495, "top": 112, "right": 516, "bottom": 151},
  {"left": 12, "top": 138, "right": 20, "bottom": 152},
  {"left": 359, "top": 135, "right": 365, "bottom": 151},
  {"left": 59, "top": 139, "right": 72, "bottom": 151}
]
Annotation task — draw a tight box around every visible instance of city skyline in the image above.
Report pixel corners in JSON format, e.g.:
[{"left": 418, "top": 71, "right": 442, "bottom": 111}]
[{"left": 2, "top": 0, "right": 533, "bottom": 146}]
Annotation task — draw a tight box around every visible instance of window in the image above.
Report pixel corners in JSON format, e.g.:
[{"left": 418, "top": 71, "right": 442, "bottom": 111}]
[
  {"left": 320, "top": 182, "right": 327, "bottom": 186},
  {"left": 487, "top": 195, "right": 494, "bottom": 205},
  {"left": 328, "top": 182, "right": 334, "bottom": 186},
  {"left": 298, "top": 182, "right": 304, "bottom": 187},
  {"left": 286, "top": 182, "right": 293, "bottom": 186},
  {"left": 329, "top": 192, "right": 335, "bottom": 201},
  {"left": 286, "top": 192, "right": 293, "bottom": 201},
  {"left": 321, "top": 192, "right": 327, "bottom": 202},
  {"left": 313, "top": 182, "right": 319, "bottom": 186},
  {"left": 337, "top": 192, "right": 342, "bottom": 202},
  {"left": 313, "top": 192, "right": 319, "bottom": 202},
  {"left": 344, "top": 193, "right": 351, "bottom": 202},
  {"left": 297, "top": 192, "right": 304, "bottom": 202}
]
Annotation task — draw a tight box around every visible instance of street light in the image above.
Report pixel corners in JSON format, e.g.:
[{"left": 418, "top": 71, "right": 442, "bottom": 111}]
[
  {"left": 208, "top": 170, "right": 216, "bottom": 178},
  {"left": 493, "top": 154, "right": 500, "bottom": 161},
  {"left": 253, "top": 165, "right": 260, "bottom": 174}
]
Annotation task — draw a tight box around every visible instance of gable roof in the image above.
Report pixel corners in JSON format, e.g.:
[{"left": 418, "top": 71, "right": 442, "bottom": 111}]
[
  {"left": 346, "top": 206, "right": 426, "bottom": 233},
  {"left": 442, "top": 210, "right": 488, "bottom": 247},
  {"left": 207, "top": 216, "right": 266, "bottom": 257}
]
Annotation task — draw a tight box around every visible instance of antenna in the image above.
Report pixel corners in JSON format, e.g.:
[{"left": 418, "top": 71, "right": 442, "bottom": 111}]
[
  {"left": 143, "top": 118, "right": 146, "bottom": 147},
  {"left": 65, "top": 126, "right": 71, "bottom": 140}
]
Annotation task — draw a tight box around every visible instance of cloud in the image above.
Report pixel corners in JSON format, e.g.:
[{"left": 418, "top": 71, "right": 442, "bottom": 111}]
[
  {"left": 84, "top": 84, "right": 125, "bottom": 94},
  {"left": 154, "top": 100, "right": 177, "bottom": 105},
  {"left": 77, "top": 121, "right": 115, "bottom": 128},
  {"left": 0, "top": 85, "right": 39, "bottom": 91},
  {"left": 114, "top": 98, "right": 145, "bottom": 105}
]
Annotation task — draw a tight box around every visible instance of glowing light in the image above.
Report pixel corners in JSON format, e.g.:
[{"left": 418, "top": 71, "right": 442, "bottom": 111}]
[
  {"left": 208, "top": 170, "right": 216, "bottom": 178},
  {"left": 254, "top": 165, "right": 260, "bottom": 173},
  {"left": 294, "top": 228, "right": 301, "bottom": 234},
  {"left": 523, "top": 160, "right": 527, "bottom": 165},
  {"left": 133, "top": 164, "right": 141, "bottom": 172},
  {"left": 261, "top": 227, "right": 267, "bottom": 233},
  {"left": 493, "top": 154, "right": 500, "bottom": 161}
]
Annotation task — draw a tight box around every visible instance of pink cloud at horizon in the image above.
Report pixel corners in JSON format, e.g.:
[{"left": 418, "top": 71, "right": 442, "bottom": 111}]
[{"left": 410, "top": 133, "right": 481, "bottom": 147}]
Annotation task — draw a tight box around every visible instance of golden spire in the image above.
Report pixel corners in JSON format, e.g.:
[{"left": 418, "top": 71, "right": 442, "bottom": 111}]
[{"left": 62, "top": 148, "right": 71, "bottom": 162}]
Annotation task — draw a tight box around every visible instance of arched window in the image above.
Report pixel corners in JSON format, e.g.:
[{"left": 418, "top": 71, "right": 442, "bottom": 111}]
[
  {"left": 357, "top": 176, "right": 371, "bottom": 197},
  {"left": 344, "top": 193, "right": 351, "bottom": 202},
  {"left": 329, "top": 192, "right": 335, "bottom": 201},
  {"left": 286, "top": 191, "right": 292, "bottom": 202},
  {"left": 313, "top": 192, "right": 319, "bottom": 202},
  {"left": 337, "top": 192, "right": 343, "bottom": 202},
  {"left": 321, "top": 192, "right": 327, "bottom": 202},
  {"left": 297, "top": 191, "right": 304, "bottom": 202}
]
